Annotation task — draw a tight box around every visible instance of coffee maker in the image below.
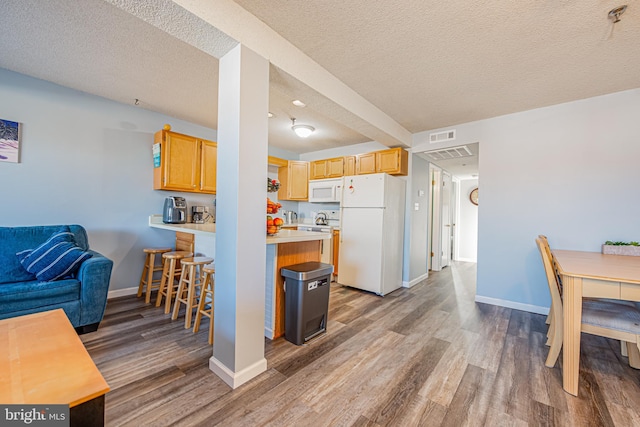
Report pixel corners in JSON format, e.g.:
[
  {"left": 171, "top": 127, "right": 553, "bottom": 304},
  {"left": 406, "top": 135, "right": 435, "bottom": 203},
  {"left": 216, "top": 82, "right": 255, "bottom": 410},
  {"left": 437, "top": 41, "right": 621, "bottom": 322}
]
[
  {"left": 162, "top": 197, "right": 187, "bottom": 224},
  {"left": 192, "top": 206, "right": 206, "bottom": 224}
]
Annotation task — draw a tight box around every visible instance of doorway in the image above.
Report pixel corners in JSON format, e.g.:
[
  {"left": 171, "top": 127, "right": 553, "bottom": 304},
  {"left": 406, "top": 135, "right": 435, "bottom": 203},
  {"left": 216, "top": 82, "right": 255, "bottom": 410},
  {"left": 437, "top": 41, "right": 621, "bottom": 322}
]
[{"left": 419, "top": 142, "right": 479, "bottom": 270}]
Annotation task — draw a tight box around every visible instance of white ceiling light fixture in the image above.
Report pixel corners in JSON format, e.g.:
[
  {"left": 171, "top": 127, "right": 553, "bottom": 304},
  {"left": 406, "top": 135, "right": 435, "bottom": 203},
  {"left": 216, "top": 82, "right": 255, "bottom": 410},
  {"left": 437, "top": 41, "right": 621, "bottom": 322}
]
[
  {"left": 291, "top": 118, "right": 315, "bottom": 138},
  {"left": 292, "top": 99, "right": 306, "bottom": 107}
]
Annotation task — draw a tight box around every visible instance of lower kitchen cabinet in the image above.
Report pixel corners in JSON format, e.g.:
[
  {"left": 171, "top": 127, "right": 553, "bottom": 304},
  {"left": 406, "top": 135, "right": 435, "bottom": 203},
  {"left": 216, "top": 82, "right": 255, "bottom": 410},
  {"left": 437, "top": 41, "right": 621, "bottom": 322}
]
[{"left": 333, "top": 229, "right": 340, "bottom": 276}]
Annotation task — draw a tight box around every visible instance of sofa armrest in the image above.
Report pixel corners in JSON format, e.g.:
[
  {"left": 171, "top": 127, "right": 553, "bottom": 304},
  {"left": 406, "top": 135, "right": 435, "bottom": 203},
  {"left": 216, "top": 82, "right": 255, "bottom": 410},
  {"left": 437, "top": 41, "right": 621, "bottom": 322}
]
[{"left": 76, "top": 250, "right": 113, "bottom": 326}]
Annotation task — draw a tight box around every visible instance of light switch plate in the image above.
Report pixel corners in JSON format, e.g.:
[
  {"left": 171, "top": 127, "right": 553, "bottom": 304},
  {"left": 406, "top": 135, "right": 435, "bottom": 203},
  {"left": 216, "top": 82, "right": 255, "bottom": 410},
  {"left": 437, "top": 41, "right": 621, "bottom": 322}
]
[{"left": 414, "top": 203, "right": 419, "bottom": 211}]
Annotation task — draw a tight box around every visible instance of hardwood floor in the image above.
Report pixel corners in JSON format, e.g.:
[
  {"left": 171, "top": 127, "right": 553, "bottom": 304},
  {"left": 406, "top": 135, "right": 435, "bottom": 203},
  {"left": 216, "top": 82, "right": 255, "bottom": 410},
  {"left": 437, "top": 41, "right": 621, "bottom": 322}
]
[{"left": 81, "top": 262, "right": 640, "bottom": 426}]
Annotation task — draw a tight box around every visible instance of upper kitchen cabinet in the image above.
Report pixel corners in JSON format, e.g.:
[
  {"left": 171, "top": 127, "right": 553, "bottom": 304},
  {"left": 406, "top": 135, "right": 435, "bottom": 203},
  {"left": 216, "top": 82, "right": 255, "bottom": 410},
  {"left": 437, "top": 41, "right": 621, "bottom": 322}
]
[
  {"left": 356, "top": 148, "right": 408, "bottom": 176},
  {"left": 278, "top": 160, "right": 309, "bottom": 201},
  {"left": 376, "top": 147, "right": 408, "bottom": 176},
  {"left": 355, "top": 152, "right": 377, "bottom": 175},
  {"left": 199, "top": 140, "right": 218, "bottom": 193},
  {"left": 344, "top": 155, "right": 356, "bottom": 176},
  {"left": 153, "top": 129, "right": 217, "bottom": 194},
  {"left": 310, "top": 157, "right": 344, "bottom": 180}
]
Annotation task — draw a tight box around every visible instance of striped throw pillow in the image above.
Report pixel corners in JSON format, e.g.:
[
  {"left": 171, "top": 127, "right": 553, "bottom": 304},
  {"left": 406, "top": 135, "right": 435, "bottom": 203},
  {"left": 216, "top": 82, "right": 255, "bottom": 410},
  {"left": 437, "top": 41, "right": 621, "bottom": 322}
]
[{"left": 17, "top": 226, "right": 93, "bottom": 282}]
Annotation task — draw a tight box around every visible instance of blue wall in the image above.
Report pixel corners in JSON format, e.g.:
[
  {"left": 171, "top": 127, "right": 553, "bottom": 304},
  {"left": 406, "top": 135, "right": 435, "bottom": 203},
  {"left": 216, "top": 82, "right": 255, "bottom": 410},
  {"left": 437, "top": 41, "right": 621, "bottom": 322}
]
[
  {"left": 0, "top": 68, "right": 218, "bottom": 293},
  {"left": 414, "top": 88, "right": 640, "bottom": 313}
]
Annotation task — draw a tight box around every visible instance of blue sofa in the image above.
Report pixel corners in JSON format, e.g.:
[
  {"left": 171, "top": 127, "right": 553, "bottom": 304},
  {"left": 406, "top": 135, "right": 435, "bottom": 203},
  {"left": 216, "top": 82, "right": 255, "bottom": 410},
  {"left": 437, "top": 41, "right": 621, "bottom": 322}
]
[{"left": 0, "top": 225, "right": 113, "bottom": 333}]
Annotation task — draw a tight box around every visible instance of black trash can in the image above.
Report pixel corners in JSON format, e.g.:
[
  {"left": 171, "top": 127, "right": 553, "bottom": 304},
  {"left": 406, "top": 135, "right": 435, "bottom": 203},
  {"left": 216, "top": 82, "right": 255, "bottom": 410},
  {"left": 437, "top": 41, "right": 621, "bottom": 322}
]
[{"left": 281, "top": 261, "right": 333, "bottom": 345}]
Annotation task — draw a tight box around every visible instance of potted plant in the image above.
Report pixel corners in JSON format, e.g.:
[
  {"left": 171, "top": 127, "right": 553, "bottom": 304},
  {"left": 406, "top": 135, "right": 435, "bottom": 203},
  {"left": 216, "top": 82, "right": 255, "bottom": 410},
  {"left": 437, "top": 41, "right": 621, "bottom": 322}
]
[{"left": 602, "top": 241, "right": 640, "bottom": 256}]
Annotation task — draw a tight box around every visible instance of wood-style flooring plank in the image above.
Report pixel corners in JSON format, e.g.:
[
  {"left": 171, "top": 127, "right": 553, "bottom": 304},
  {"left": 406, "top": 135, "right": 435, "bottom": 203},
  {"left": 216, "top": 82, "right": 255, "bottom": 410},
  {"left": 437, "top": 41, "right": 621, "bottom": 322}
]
[{"left": 81, "top": 262, "right": 640, "bottom": 426}]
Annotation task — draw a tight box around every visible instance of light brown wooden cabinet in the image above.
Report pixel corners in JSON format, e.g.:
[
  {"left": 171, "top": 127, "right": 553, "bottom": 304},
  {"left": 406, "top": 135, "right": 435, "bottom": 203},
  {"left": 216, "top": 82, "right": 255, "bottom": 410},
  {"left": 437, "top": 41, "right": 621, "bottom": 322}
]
[
  {"left": 332, "top": 229, "right": 340, "bottom": 276},
  {"left": 355, "top": 152, "right": 377, "bottom": 175},
  {"left": 376, "top": 147, "right": 408, "bottom": 175},
  {"left": 344, "top": 156, "right": 356, "bottom": 176},
  {"left": 310, "top": 157, "right": 345, "bottom": 180},
  {"left": 154, "top": 129, "right": 218, "bottom": 194},
  {"left": 355, "top": 148, "right": 408, "bottom": 176},
  {"left": 278, "top": 160, "right": 309, "bottom": 201}
]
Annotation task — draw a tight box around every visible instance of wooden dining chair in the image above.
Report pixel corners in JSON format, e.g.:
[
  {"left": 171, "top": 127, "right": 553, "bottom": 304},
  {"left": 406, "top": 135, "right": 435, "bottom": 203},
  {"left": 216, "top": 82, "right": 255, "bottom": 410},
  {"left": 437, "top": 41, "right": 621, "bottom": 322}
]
[
  {"left": 538, "top": 235, "right": 562, "bottom": 344},
  {"left": 536, "top": 237, "right": 640, "bottom": 369}
]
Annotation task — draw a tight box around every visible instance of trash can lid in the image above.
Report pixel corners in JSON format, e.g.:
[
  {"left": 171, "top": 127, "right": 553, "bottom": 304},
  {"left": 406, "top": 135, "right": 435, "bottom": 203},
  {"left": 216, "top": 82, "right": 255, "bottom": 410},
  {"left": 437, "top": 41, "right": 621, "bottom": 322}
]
[{"left": 281, "top": 261, "right": 334, "bottom": 281}]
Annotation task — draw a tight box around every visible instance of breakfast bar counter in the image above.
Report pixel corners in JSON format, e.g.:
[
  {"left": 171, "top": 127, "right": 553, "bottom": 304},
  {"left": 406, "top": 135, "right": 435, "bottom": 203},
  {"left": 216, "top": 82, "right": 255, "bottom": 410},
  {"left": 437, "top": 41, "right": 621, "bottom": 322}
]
[
  {"left": 149, "top": 215, "right": 328, "bottom": 244},
  {"left": 148, "top": 215, "right": 331, "bottom": 339}
]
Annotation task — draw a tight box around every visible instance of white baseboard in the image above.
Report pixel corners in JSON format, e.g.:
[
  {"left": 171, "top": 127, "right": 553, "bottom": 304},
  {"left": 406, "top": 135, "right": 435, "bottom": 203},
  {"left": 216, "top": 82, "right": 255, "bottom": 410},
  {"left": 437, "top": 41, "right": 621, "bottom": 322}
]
[
  {"left": 209, "top": 356, "right": 267, "bottom": 389},
  {"left": 107, "top": 287, "right": 138, "bottom": 299},
  {"left": 455, "top": 257, "right": 477, "bottom": 263},
  {"left": 264, "top": 327, "right": 273, "bottom": 339},
  {"left": 474, "top": 295, "right": 549, "bottom": 315},
  {"left": 402, "top": 272, "right": 429, "bottom": 288}
]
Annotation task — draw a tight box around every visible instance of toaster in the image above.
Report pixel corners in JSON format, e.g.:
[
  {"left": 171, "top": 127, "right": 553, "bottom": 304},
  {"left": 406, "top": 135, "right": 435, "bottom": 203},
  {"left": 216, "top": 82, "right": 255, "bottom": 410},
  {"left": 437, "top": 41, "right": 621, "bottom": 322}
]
[{"left": 163, "top": 197, "right": 187, "bottom": 224}]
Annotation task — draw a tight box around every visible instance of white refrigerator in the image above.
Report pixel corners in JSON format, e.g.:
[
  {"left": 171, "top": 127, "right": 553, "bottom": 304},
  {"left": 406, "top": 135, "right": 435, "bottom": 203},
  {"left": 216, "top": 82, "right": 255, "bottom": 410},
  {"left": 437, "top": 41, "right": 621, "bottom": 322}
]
[{"left": 338, "top": 173, "right": 406, "bottom": 295}]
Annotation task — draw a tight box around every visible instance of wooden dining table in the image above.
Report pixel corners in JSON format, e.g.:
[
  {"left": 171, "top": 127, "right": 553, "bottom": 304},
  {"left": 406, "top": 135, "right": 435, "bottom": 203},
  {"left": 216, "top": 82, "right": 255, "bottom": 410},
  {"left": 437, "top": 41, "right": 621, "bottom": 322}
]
[{"left": 552, "top": 249, "right": 640, "bottom": 396}]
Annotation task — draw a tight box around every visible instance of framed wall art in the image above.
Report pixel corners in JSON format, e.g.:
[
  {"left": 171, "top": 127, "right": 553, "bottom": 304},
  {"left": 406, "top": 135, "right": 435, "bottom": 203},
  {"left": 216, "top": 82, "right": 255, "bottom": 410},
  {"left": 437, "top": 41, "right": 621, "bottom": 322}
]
[{"left": 0, "top": 118, "right": 21, "bottom": 163}]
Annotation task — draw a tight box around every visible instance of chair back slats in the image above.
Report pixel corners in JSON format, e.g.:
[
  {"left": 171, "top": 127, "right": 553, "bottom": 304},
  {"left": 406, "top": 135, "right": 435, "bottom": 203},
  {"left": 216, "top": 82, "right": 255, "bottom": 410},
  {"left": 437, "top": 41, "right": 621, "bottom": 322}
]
[
  {"left": 538, "top": 234, "right": 562, "bottom": 294},
  {"left": 536, "top": 238, "right": 563, "bottom": 319}
]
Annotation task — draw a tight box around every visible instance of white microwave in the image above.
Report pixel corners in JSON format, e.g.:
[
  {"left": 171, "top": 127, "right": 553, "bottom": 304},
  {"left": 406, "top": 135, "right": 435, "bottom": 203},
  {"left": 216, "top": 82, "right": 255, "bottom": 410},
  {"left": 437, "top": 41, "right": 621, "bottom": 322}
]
[{"left": 308, "top": 178, "right": 343, "bottom": 203}]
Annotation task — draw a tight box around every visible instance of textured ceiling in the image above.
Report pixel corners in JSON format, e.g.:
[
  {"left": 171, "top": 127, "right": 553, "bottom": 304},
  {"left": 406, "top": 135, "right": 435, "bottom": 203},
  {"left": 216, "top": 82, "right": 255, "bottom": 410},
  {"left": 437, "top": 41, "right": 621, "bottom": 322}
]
[
  {"left": 235, "top": 0, "right": 640, "bottom": 133},
  {"left": 1, "top": 0, "right": 639, "bottom": 159}
]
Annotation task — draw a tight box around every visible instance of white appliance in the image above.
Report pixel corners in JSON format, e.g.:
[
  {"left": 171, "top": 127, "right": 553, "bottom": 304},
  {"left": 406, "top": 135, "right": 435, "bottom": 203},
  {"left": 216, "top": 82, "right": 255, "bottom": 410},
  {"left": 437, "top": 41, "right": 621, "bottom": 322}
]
[
  {"left": 297, "top": 224, "right": 332, "bottom": 265},
  {"left": 308, "top": 178, "right": 343, "bottom": 203},
  {"left": 339, "top": 173, "right": 406, "bottom": 295}
]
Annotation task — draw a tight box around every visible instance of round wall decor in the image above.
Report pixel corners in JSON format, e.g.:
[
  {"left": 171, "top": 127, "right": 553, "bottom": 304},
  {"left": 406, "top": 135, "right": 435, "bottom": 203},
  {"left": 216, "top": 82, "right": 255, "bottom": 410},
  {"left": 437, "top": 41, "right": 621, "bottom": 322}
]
[{"left": 470, "top": 187, "right": 478, "bottom": 205}]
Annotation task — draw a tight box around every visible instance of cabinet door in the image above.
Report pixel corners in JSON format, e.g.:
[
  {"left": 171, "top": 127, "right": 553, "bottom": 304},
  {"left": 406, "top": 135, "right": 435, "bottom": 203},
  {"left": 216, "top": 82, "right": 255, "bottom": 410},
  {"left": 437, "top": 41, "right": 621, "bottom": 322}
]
[
  {"left": 310, "top": 160, "right": 327, "bottom": 180},
  {"left": 288, "top": 161, "right": 309, "bottom": 199},
  {"left": 163, "top": 132, "right": 200, "bottom": 191},
  {"left": 344, "top": 156, "right": 356, "bottom": 176},
  {"left": 326, "top": 157, "right": 345, "bottom": 178},
  {"left": 278, "top": 161, "right": 309, "bottom": 200},
  {"left": 199, "top": 140, "right": 217, "bottom": 194},
  {"left": 376, "top": 148, "right": 408, "bottom": 176},
  {"left": 333, "top": 230, "right": 340, "bottom": 276},
  {"left": 356, "top": 152, "right": 376, "bottom": 175}
]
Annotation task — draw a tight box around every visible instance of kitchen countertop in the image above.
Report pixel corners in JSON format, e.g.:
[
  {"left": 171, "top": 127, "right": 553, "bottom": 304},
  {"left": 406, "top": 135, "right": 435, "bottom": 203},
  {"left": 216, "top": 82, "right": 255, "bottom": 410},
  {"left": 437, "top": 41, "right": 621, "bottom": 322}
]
[{"left": 149, "top": 215, "right": 330, "bottom": 244}]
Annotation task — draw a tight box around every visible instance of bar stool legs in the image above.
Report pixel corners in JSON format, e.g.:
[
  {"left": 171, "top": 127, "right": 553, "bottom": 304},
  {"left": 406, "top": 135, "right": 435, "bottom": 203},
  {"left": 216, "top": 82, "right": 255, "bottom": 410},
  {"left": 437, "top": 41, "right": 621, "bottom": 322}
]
[
  {"left": 137, "top": 248, "right": 171, "bottom": 304},
  {"left": 194, "top": 264, "right": 215, "bottom": 345},
  {"left": 171, "top": 257, "right": 213, "bottom": 328},
  {"left": 156, "top": 250, "right": 193, "bottom": 314}
]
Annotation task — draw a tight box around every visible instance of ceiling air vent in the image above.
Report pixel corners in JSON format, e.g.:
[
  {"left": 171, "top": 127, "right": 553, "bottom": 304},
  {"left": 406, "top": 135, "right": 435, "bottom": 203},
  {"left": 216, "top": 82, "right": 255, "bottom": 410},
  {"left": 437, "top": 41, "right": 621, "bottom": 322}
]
[
  {"left": 425, "top": 145, "right": 473, "bottom": 161},
  {"left": 429, "top": 129, "right": 456, "bottom": 143}
]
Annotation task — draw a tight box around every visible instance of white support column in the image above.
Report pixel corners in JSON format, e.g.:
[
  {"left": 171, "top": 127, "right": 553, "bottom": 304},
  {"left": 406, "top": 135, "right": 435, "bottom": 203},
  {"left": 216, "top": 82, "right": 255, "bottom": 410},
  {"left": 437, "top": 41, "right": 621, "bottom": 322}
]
[{"left": 210, "top": 44, "right": 269, "bottom": 388}]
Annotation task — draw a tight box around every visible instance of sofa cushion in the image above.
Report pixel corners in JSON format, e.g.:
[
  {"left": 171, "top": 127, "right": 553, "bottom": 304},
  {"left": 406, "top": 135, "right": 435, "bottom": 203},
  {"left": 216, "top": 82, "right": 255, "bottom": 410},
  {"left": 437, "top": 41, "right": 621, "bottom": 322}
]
[
  {"left": 17, "top": 226, "right": 93, "bottom": 282},
  {"left": 0, "top": 278, "right": 81, "bottom": 315},
  {"left": 0, "top": 225, "right": 90, "bottom": 285}
]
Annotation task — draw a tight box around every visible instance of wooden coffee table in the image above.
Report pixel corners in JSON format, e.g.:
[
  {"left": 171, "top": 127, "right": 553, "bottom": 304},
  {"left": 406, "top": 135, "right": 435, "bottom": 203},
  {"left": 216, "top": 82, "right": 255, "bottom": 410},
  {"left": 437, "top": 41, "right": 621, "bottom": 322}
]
[{"left": 0, "top": 309, "right": 110, "bottom": 426}]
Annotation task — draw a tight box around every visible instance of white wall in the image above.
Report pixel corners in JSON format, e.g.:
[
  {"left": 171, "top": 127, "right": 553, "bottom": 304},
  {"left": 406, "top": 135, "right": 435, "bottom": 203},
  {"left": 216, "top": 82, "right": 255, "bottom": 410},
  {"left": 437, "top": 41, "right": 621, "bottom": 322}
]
[
  {"left": 414, "top": 88, "right": 640, "bottom": 313},
  {"left": 457, "top": 179, "right": 478, "bottom": 262},
  {"left": 0, "top": 68, "right": 217, "bottom": 293},
  {"left": 404, "top": 154, "right": 429, "bottom": 285}
]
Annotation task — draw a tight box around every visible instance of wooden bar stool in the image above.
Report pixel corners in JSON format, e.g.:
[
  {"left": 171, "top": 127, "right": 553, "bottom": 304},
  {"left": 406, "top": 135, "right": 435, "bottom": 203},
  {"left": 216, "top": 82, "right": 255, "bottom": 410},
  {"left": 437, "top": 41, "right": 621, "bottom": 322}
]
[
  {"left": 155, "top": 231, "right": 195, "bottom": 314},
  {"left": 172, "top": 256, "right": 213, "bottom": 328},
  {"left": 193, "top": 264, "right": 215, "bottom": 345},
  {"left": 137, "top": 247, "right": 171, "bottom": 303},
  {"left": 156, "top": 250, "right": 193, "bottom": 314}
]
